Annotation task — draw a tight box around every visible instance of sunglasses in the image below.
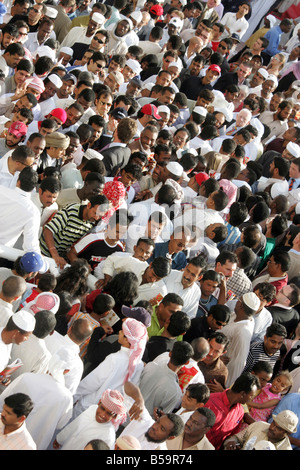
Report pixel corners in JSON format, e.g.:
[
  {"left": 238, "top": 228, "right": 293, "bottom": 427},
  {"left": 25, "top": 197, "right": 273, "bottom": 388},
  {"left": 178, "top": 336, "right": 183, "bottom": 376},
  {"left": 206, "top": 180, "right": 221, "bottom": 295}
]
[
  {"left": 94, "top": 37, "right": 105, "bottom": 44},
  {"left": 218, "top": 44, "right": 227, "bottom": 50},
  {"left": 96, "top": 62, "right": 105, "bottom": 69}
]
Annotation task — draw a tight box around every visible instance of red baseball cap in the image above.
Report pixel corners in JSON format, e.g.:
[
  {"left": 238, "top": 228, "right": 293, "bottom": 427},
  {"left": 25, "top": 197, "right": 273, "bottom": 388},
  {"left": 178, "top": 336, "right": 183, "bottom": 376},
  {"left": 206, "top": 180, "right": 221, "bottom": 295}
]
[
  {"left": 208, "top": 64, "right": 221, "bottom": 75},
  {"left": 8, "top": 121, "right": 28, "bottom": 138},
  {"left": 194, "top": 172, "right": 209, "bottom": 186},
  {"left": 141, "top": 103, "right": 161, "bottom": 120},
  {"left": 150, "top": 5, "right": 164, "bottom": 16}
]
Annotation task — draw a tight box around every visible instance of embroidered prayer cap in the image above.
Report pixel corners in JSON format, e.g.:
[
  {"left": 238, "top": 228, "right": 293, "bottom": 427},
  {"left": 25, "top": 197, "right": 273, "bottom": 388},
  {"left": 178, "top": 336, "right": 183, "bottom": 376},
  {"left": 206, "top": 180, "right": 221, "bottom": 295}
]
[
  {"left": 115, "top": 435, "right": 141, "bottom": 450},
  {"left": 45, "top": 132, "right": 70, "bottom": 149}
]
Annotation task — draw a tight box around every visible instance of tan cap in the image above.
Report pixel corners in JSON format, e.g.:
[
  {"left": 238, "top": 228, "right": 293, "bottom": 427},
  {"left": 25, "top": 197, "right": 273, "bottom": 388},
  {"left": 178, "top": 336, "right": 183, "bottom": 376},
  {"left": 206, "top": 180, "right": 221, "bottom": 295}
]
[
  {"left": 45, "top": 132, "right": 70, "bottom": 149},
  {"left": 272, "top": 410, "right": 298, "bottom": 433}
]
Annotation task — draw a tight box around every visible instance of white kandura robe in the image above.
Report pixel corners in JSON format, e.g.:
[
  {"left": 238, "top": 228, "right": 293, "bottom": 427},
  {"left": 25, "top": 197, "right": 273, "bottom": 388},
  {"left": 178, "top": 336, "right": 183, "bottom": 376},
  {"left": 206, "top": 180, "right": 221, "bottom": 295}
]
[
  {"left": 0, "top": 372, "right": 73, "bottom": 450},
  {"left": 222, "top": 314, "right": 254, "bottom": 388},
  {"left": 56, "top": 405, "right": 116, "bottom": 450},
  {"left": 73, "top": 346, "right": 144, "bottom": 419},
  {"left": 10, "top": 334, "right": 52, "bottom": 379}
]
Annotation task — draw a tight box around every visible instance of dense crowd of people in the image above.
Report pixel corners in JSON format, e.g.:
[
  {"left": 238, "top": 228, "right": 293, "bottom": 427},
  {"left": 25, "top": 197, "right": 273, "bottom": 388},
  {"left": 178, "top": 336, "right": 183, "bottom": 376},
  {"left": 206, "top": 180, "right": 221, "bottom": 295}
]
[{"left": 0, "top": 0, "right": 300, "bottom": 453}]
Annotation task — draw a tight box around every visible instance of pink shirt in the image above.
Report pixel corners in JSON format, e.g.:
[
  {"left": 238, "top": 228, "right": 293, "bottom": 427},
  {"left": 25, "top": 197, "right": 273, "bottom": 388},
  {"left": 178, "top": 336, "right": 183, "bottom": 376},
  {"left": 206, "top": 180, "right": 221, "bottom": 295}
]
[{"left": 205, "top": 390, "right": 244, "bottom": 450}]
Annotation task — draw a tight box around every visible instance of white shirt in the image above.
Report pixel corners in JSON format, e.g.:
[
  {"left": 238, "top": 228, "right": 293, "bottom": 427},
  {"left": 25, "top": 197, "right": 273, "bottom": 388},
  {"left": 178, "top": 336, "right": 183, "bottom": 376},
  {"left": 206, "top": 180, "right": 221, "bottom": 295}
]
[
  {"left": 0, "top": 372, "right": 73, "bottom": 450},
  {"left": 163, "top": 269, "right": 201, "bottom": 320},
  {"left": 0, "top": 327, "right": 12, "bottom": 373},
  {"left": 0, "top": 298, "right": 13, "bottom": 327},
  {"left": 9, "top": 334, "right": 52, "bottom": 379},
  {"left": 222, "top": 313, "right": 255, "bottom": 387},
  {"left": 0, "top": 155, "right": 19, "bottom": 189},
  {"left": 128, "top": 197, "right": 173, "bottom": 241},
  {"left": 220, "top": 12, "right": 249, "bottom": 40},
  {"left": 0, "top": 421, "right": 36, "bottom": 450},
  {"left": 44, "top": 331, "right": 83, "bottom": 395},
  {"left": 31, "top": 191, "right": 58, "bottom": 228},
  {"left": 252, "top": 307, "right": 273, "bottom": 344},
  {"left": 56, "top": 405, "right": 116, "bottom": 450},
  {"left": 73, "top": 346, "right": 144, "bottom": 419},
  {"left": 0, "top": 186, "right": 41, "bottom": 253},
  {"left": 119, "top": 407, "right": 167, "bottom": 450}
]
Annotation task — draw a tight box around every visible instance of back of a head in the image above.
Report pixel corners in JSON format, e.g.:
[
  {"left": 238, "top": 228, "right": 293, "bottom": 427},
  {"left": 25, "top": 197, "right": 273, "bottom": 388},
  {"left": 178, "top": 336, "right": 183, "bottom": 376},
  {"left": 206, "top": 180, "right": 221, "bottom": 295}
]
[
  {"left": 152, "top": 256, "right": 172, "bottom": 279},
  {"left": 156, "top": 183, "right": 177, "bottom": 206},
  {"left": 18, "top": 167, "right": 39, "bottom": 192},
  {"left": 33, "top": 309, "right": 57, "bottom": 339},
  {"left": 93, "top": 293, "right": 115, "bottom": 315},
  {"left": 231, "top": 372, "right": 260, "bottom": 394},
  {"left": 212, "top": 189, "right": 229, "bottom": 212},
  {"left": 1, "top": 276, "right": 26, "bottom": 300},
  {"left": 167, "top": 311, "right": 191, "bottom": 337},
  {"left": 190, "top": 337, "right": 210, "bottom": 361},
  {"left": 170, "top": 341, "right": 194, "bottom": 367}
]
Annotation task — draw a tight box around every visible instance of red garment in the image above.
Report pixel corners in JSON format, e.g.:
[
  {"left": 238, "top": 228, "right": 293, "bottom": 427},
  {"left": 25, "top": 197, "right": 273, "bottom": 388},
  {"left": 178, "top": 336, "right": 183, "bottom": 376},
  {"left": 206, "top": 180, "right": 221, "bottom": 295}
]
[
  {"left": 205, "top": 390, "right": 244, "bottom": 450},
  {"left": 18, "top": 287, "right": 39, "bottom": 310}
]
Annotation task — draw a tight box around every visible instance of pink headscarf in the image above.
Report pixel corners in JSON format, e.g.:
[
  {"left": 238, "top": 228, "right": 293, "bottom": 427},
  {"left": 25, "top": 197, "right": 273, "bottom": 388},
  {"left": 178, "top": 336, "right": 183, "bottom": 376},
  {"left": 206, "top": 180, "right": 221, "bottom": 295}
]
[
  {"left": 100, "top": 389, "right": 127, "bottom": 430},
  {"left": 122, "top": 317, "right": 148, "bottom": 383},
  {"left": 26, "top": 292, "right": 60, "bottom": 315},
  {"left": 102, "top": 180, "right": 126, "bottom": 224}
]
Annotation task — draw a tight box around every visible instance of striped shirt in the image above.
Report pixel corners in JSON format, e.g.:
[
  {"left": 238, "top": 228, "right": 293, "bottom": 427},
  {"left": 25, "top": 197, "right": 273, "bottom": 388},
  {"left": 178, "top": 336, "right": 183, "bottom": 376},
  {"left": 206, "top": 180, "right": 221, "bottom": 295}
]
[
  {"left": 242, "top": 341, "right": 280, "bottom": 374},
  {"left": 0, "top": 422, "right": 37, "bottom": 450},
  {"left": 39, "top": 203, "right": 94, "bottom": 258}
]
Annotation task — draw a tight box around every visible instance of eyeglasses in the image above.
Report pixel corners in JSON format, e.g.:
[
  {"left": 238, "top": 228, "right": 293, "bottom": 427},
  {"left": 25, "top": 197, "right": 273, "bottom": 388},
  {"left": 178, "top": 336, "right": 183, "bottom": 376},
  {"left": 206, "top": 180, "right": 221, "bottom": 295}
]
[
  {"left": 98, "top": 100, "right": 112, "bottom": 107},
  {"left": 218, "top": 44, "right": 227, "bottom": 50},
  {"left": 16, "top": 160, "right": 33, "bottom": 167},
  {"left": 96, "top": 62, "right": 105, "bottom": 69},
  {"left": 30, "top": 7, "right": 41, "bottom": 13},
  {"left": 94, "top": 37, "right": 105, "bottom": 44}
]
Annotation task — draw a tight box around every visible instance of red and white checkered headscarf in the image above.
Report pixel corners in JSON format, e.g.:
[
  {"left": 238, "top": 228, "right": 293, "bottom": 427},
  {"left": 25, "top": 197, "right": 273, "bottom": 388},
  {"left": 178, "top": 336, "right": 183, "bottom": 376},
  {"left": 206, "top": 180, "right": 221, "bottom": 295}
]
[
  {"left": 27, "top": 293, "right": 60, "bottom": 315},
  {"left": 101, "top": 389, "right": 127, "bottom": 429},
  {"left": 102, "top": 181, "right": 126, "bottom": 224},
  {"left": 122, "top": 317, "right": 148, "bottom": 383}
]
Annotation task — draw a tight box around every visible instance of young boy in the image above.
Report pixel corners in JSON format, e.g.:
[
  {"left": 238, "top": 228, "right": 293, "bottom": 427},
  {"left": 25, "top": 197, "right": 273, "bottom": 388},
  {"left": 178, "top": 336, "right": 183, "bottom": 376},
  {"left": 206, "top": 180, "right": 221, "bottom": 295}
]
[{"left": 176, "top": 383, "right": 211, "bottom": 424}]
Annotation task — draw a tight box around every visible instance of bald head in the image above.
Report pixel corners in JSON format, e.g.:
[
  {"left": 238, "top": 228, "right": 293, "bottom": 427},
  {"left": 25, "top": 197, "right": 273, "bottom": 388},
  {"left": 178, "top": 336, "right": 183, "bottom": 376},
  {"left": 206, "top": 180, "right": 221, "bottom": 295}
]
[
  {"left": 68, "top": 317, "right": 93, "bottom": 344},
  {"left": 190, "top": 337, "right": 210, "bottom": 361},
  {"left": 1, "top": 276, "right": 27, "bottom": 302}
]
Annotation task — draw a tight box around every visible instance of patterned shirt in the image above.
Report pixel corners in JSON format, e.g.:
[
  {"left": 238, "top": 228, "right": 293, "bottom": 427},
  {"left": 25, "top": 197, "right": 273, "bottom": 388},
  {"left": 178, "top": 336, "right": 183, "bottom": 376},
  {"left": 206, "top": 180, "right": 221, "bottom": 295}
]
[
  {"left": 0, "top": 422, "right": 36, "bottom": 450},
  {"left": 40, "top": 203, "right": 94, "bottom": 258}
]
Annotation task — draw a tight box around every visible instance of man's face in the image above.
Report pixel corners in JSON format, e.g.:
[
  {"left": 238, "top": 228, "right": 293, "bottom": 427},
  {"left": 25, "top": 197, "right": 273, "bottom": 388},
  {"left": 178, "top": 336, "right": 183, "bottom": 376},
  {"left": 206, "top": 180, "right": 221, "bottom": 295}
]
[
  {"left": 28, "top": 4, "right": 43, "bottom": 24},
  {"left": 269, "top": 93, "right": 283, "bottom": 112},
  {"left": 239, "top": 387, "right": 257, "bottom": 405},
  {"left": 87, "top": 19, "right": 100, "bottom": 36},
  {"left": 42, "top": 81, "right": 58, "bottom": 101},
  {"left": 236, "top": 111, "right": 250, "bottom": 127},
  {"left": 107, "top": 223, "right": 128, "bottom": 242},
  {"left": 120, "top": 170, "right": 136, "bottom": 188},
  {"left": 264, "top": 334, "right": 285, "bottom": 356},
  {"left": 268, "top": 420, "right": 288, "bottom": 443},
  {"left": 59, "top": 79, "right": 75, "bottom": 99},
  {"left": 185, "top": 412, "right": 210, "bottom": 439},
  {"left": 27, "top": 137, "right": 45, "bottom": 157},
  {"left": 96, "top": 93, "right": 113, "bottom": 116},
  {"left": 156, "top": 72, "right": 172, "bottom": 87},
  {"left": 13, "top": 330, "right": 32, "bottom": 345},
  {"left": 37, "top": 22, "right": 53, "bottom": 43},
  {"left": 133, "top": 241, "right": 154, "bottom": 261},
  {"left": 147, "top": 220, "right": 165, "bottom": 240},
  {"left": 66, "top": 136, "right": 80, "bottom": 157},
  {"left": 190, "top": 59, "right": 203, "bottom": 76},
  {"left": 140, "top": 129, "right": 158, "bottom": 152},
  {"left": 90, "top": 123, "right": 103, "bottom": 143},
  {"left": 203, "top": 338, "right": 226, "bottom": 364},
  {"left": 6, "top": 131, "right": 22, "bottom": 148},
  {"left": 278, "top": 106, "right": 292, "bottom": 121},
  {"left": 108, "top": 59, "right": 122, "bottom": 73},
  {"left": 14, "top": 69, "right": 32, "bottom": 87},
  {"left": 6, "top": 53, "right": 23, "bottom": 69},
  {"left": 157, "top": 301, "right": 182, "bottom": 324},
  {"left": 77, "top": 95, "right": 93, "bottom": 112},
  {"left": 181, "top": 263, "right": 202, "bottom": 288},
  {"left": 251, "top": 70, "right": 265, "bottom": 87},
  {"left": 84, "top": 180, "right": 105, "bottom": 199},
  {"left": 215, "top": 260, "right": 237, "bottom": 279},
  {"left": 64, "top": 107, "right": 82, "bottom": 127},
  {"left": 146, "top": 415, "right": 175, "bottom": 443},
  {"left": 162, "top": 55, "right": 174, "bottom": 71},
  {"left": 39, "top": 189, "right": 58, "bottom": 207},
  {"left": 88, "top": 58, "right": 106, "bottom": 75},
  {"left": 205, "top": 68, "right": 219, "bottom": 84},
  {"left": 86, "top": 203, "right": 104, "bottom": 223},
  {"left": 196, "top": 97, "right": 211, "bottom": 108},
  {"left": 173, "top": 130, "right": 188, "bottom": 149},
  {"left": 104, "top": 74, "right": 118, "bottom": 92},
  {"left": 1, "top": 404, "right": 24, "bottom": 429},
  {"left": 237, "top": 64, "right": 251, "bottom": 83},
  {"left": 217, "top": 41, "right": 229, "bottom": 55},
  {"left": 159, "top": 90, "right": 175, "bottom": 105},
  {"left": 126, "top": 82, "right": 141, "bottom": 98},
  {"left": 252, "top": 38, "right": 263, "bottom": 52},
  {"left": 115, "top": 20, "right": 130, "bottom": 37},
  {"left": 200, "top": 279, "right": 219, "bottom": 298},
  {"left": 2, "top": 32, "right": 16, "bottom": 49},
  {"left": 143, "top": 265, "right": 163, "bottom": 284},
  {"left": 289, "top": 162, "right": 300, "bottom": 179},
  {"left": 195, "top": 23, "right": 211, "bottom": 44},
  {"left": 262, "top": 79, "right": 276, "bottom": 95},
  {"left": 95, "top": 401, "right": 115, "bottom": 424}
]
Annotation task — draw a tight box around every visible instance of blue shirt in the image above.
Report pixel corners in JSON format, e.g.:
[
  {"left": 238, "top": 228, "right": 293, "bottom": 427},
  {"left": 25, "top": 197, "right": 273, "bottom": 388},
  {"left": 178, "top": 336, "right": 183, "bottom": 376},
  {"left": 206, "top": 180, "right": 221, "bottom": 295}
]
[
  {"left": 269, "top": 393, "right": 300, "bottom": 449},
  {"left": 147, "top": 240, "right": 187, "bottom": 270},
  {"left": 264, "top": 25, "right": 282, "bottom": 56},
  {"left": 288, "top": 177, "right": 300, "bottom": 190}
]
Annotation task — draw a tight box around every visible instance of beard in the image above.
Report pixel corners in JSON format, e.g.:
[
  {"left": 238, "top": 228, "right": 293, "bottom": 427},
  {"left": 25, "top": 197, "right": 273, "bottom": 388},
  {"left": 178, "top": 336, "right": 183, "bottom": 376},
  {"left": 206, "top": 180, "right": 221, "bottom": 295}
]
[{"left": 144, "top": 430, "right": 166, "bottom": 444}]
